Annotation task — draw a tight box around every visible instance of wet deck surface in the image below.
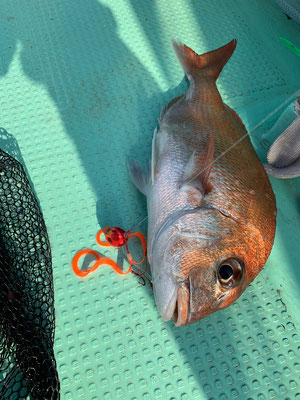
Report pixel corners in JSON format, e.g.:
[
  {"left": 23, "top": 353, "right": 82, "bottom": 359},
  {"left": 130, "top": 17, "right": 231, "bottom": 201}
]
[{"left": 0, "top": 1, "right": 299, "bottom": 399}]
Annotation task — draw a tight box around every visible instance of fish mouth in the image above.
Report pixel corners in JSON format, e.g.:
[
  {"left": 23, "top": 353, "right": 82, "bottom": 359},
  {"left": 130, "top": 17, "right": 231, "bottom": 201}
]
[
  {"left": 172, "top": 283, "right": 190, "bottom": 327},
  {"left": 172, "top": 282, "right": 226, "bottom": 326},
  {"left": 157, "top": 282, "right": 190, "bottom": 326}
]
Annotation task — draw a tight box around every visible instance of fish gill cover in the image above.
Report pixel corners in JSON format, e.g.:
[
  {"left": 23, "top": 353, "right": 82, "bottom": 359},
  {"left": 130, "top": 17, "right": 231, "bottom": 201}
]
[{"left": 0, "top": 150, "right": 60, "bottom": 399}]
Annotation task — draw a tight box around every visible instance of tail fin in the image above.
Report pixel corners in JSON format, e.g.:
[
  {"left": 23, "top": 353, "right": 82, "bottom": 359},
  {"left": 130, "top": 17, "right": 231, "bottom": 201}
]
[{"left": 172, "top": 39, "right": 237, "bottom": 81}]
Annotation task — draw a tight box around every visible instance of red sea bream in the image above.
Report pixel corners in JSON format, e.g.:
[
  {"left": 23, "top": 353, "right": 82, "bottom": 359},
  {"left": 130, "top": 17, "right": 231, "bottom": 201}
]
[{"left": 128, "top": 39, "right": 276, "bottom": 326}]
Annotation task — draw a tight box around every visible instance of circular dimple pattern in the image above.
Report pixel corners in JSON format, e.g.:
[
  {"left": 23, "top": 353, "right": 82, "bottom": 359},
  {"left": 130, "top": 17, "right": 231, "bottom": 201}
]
[{"left": 0, "top": 0, "right": 299, "bottom": 399}]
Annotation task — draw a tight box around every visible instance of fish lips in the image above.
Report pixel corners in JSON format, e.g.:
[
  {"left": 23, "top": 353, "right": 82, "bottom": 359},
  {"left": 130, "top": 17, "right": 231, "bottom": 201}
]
[
  {"left": 152, "top": 255, "right": 218, "bottom": 327},
  {"left": 151, "top": 236, "right": 215, "bottom": 325},
  {"left": 166, "top": 277, "right": 219, "bottom": 327},
  {"left": 152, "top": 279, "right": 190, "bottom": 326},
  {"left": 156, "top": 279, "right": 215, "bottom": 327},
  {"left": 152, "top": 272, "right": 178, "bottom": 322},
  {"left": 150, "top": 237, "right": 189, "bottom": 324}
]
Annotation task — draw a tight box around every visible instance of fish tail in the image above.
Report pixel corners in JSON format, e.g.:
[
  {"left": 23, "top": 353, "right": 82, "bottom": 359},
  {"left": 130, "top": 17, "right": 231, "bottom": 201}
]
[{"left": 172, "top": 39, "right": 237, "bottom": 81}]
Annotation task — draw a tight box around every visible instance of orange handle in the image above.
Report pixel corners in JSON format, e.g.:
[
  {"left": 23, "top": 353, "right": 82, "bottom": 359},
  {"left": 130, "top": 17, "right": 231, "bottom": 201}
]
[{"left": 72, "top": 249, "right": 132, "bottom": 277}]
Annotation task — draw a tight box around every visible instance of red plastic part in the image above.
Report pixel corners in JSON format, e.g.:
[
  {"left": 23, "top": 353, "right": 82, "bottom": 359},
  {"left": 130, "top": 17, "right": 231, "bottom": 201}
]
[{"left": 72, "top": 227, "right": 147, "bottom": 279}]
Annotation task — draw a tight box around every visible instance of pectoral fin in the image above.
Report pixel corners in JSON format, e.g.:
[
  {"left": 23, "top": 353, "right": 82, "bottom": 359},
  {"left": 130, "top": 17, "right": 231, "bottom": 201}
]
[
  {"left": 151, "top": 128, "right": 168, "bottom": 184},
  {"left": 181, "top": 131, "right": 214, "bottom": 192}
]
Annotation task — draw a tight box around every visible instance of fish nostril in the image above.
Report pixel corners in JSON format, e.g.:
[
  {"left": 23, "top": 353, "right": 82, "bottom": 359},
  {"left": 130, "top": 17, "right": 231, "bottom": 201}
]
[{"left": 219, "top": 264, "right": 233, "bottom": 280}]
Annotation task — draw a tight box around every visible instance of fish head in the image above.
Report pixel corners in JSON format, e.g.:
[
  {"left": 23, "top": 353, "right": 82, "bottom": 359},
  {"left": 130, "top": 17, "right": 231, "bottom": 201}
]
[{"left": 151, "top": 208, "right": 272, "bottom": 326}]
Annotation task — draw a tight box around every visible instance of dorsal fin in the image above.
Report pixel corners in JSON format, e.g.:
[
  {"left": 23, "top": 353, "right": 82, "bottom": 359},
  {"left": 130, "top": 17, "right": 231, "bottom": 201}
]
[
  {"left": 159, "top": 94, "right": 185, "bottom": 122},
  {"left": 225, "top": 104, "right": 247, "bottom": 132}
]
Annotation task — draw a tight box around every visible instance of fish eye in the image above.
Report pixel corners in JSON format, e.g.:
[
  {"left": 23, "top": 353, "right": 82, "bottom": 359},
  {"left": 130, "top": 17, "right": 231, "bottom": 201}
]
[
  {"left": 219, "top": 264, "right": 233, "bottom": 280},
  {"left": 217, "top": 259, "right": 244, "bottom": 288}
]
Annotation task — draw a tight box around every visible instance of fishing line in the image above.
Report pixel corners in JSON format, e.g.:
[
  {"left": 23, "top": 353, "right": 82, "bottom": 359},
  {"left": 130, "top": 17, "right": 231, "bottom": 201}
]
[
  {"left": 73, "top": 90, "right": 300, "bottom": 283},
  {"left": 186, "top": 88, "right": 300, "bottom": 186},
  {"left": 130, "top": 88, "right": 300, "bottom": 230},
  {"left": 129, "top": 215, "right": 148, "bottom": 232}
]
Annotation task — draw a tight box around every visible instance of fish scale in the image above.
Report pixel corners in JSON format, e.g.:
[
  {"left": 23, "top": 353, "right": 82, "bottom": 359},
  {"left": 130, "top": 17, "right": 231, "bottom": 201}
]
[{"left": 129, "top": 39, "right": 276, "bottom": 326}]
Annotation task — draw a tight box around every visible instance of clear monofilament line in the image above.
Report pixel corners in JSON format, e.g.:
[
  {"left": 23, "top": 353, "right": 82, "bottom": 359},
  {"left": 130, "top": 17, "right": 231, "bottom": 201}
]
[
  {"left": 185, "top": 88, "right": 300, "bottom": 186},
  {"left": 129, "top": 215, "right": 148, "bottom": 233},
  {"left": 131, "top": 89, "right": 300, "bottom": 230}
]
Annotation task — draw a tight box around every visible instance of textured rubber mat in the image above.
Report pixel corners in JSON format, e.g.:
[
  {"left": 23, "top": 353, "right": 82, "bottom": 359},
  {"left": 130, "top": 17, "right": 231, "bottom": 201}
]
[{"left": 0, "top": 0, "right": 299, "bottom": 399}]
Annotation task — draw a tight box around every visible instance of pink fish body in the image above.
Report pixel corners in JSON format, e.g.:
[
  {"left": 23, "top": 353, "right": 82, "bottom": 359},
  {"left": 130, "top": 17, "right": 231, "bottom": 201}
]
[{"left": 129, "top": 40, "right": 276, "bottom": 326}]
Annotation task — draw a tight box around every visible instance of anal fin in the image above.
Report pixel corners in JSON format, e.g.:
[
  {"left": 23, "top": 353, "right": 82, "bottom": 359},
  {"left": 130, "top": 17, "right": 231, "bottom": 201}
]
[{"left": 127, "top": 159, "right": 149, "bottom": 195}]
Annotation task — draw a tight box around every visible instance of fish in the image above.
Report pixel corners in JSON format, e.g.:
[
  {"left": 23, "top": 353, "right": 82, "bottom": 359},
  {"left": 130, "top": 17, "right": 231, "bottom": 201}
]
[{"left": 128, "top": 39, "right": 276, "bottom": 326}]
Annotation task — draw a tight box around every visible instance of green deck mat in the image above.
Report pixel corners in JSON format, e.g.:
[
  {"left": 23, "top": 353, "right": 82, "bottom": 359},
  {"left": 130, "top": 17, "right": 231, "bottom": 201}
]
[{"left": 0, "top": 0, "right": 299, "bottom": 399}]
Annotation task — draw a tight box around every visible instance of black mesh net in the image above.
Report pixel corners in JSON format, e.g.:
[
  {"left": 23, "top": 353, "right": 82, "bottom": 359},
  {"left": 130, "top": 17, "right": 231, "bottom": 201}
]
[{"left": 0, "top": 149, "right": 60, "bottom": 399}]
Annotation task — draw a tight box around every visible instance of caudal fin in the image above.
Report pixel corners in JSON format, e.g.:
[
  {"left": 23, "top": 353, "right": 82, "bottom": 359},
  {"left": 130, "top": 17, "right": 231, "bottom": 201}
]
[{"left": 172, "top": 39, "right": 237, "bottom": 81}]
